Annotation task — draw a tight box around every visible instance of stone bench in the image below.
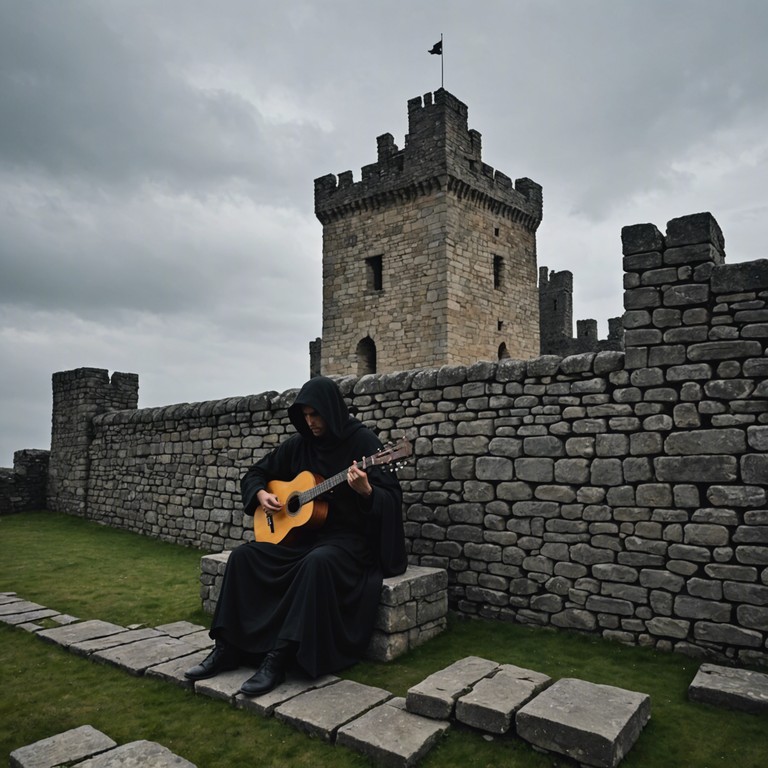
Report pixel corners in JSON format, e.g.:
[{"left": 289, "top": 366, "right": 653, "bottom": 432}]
[{"left": 200, "top": 552, "right": 448, "bottom": 663}]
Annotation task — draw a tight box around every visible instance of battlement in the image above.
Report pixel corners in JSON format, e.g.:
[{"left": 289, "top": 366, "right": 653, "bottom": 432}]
[{"left": 315, "top": 89, "right": 542, "bottom": 230}]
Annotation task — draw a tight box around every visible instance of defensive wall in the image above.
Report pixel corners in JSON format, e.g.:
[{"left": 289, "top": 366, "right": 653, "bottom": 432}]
[
  {"left": 0, "top": 449, "right": 49, "bottom": 515},
  {"left": 40, "top": 212, "right": 768, "bottom": 667}
]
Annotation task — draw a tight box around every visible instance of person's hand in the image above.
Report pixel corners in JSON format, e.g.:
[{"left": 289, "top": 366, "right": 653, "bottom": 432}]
[
  {"left": 347, "top": 462, "right": 373, "bottom": 497},
  {"left": 257, "top": 489, "right": 281, "bottom": 513}
]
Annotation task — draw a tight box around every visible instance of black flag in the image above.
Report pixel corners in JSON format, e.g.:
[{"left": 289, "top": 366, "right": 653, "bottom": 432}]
[{"left": 428, "top": 40, "right": 442, "bottom": 55}]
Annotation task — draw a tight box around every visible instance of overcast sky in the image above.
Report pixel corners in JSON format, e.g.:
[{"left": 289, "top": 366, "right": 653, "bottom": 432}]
[{"left": 1, "top": 0, "right": 767, "bottom": 466}]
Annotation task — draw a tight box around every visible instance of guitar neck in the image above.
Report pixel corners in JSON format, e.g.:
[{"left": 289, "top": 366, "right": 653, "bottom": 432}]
[{"left": 302, "top": 457, "right": 371, "bottom": 504}]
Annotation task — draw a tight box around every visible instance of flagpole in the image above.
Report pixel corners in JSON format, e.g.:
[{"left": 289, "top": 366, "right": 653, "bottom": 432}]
[{"left": 440, "top": 33, "right": 444, "bottom": 89}]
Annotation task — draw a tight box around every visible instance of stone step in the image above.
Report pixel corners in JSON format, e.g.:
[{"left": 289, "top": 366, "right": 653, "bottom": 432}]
[
  {"left": 515, "top": 678, "right": 651, "bottom": 768},
  {"left": 9, "top": 725, "right": 196, "bottom": 768},
  {"left": 688, "top": 662, "right": 768, "bottom": 714}
]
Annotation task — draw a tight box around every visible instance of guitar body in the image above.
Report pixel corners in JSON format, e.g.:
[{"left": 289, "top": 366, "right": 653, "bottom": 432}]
[{"left": 253, "top": 471, "right": 328, "bottom": 544}]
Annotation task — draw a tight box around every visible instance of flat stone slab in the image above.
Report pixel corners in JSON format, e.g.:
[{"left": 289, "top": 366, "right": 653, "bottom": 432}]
[
  {"left": 275, "top": 679, "right": 392, "bottom": 741},
  {"left": 194, "top": 666, "right": 259, "bottom": 702},
  {"left": 236, "top": 673, "right": 340, "bottom": 716},
  {"left": 93, "top": 634, "right": 211, "bottom": 675},
  {"left": 689, "top": 663, "right": 768, "bottom": 714},
  {"left": 0, "top": 599, "right": 47, "bottom": 616},
  {"left": 2, "top": 609, "right": 61, "bottom": 626},
  {"left": 337, "top": 696, "right": 450, "bottom": 768},
  {"left": 146, "top": 649, "right": 210, "bottom": 687},
  {"left": 72, "top": 739, "right": 196, "bottom": 767},
  {"left": 9, "top": 725, "right": 116, "bottom": 768},
  {"left": 455, "top": 664, "right": 553, "bottom": 734},
  {"left": 72, "top": 628, "right": 163, "bottom": 657},
  {"left": 516, "top": 678, "right": 651, "bottom": 768},
  {"left": 406, "top": 655, "right": 500, "bottom": 719},
  {"left": 154, "top": 621, "right": 207, "bottom": 638},
  {"left": 36, "top": 620, "right": 126, "bottom": 648}
]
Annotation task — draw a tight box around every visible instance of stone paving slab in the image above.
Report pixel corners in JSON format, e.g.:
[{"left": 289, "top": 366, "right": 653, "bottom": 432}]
[
  {"left": 275, "top": 678, "right": 392, "bottom": 741},
  {"left": 146, "top": 648, "right": 210, "bottom": 687},
  {"left": 688, "top": 663, "right": 768, "bottom": 714},
  {"left": 455, "top": 663, "right": 553, "bottom": 734},
  {"left": 50, "top": 613, "right": 80, "bottom": 625},
  {"left": 9, "top": 724, "right": 116, "bottom": 768},
  {"left": 337, "top": 696, "right": 450, "bottom": 768},
  {"left": 2, "top": 609, "right": 62, "bottom": 626},
  {"left": 194, "top": 666, "right": 259, "bottom": 702},
  {"left": 154, "top": 621, "right": 207, "bottom": 638},
  {"left": 235, "top": 673, "right": 340, "bottom": 716},
  {"left": 36, "top": 619, "right": 127, "bottom": 648},
  {"left": 71, "top": 628, "right": 164, "bottom": 657},
  {"left": 406, "top": 655, "right": 500, "bottom": 719},
  {"left": 0, "top": 599, "right": 46, "bottom": 616},
  {"left": 172, "top": 630, "right": 213, "bottom": 650},
  {"left": 516, "top": 678, "right": 651, "bottom": 768},
  {"left": 72, "top": 739, "right": 196, "bottom": 767},
  {"left": 93, "top": 634, "right": 211, "bottom": 675}
]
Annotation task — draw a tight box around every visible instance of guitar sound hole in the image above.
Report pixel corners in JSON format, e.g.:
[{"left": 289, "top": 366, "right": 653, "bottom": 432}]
[{"left": 286, "top": 495, "right": 301, "bottom": 516}]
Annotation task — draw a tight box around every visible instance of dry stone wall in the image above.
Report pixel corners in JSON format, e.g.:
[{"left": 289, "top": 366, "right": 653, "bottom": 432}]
[
  {"left": 48, "top": 212, "right": 768, "bottom": 666},
  {"left": 0, "top": 449, "right": 49, "bottom": 515}
]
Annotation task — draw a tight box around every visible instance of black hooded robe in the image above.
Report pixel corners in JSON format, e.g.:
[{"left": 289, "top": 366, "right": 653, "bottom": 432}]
[{"left": 209, "top": 377, "right": 407, "bottom": 678}]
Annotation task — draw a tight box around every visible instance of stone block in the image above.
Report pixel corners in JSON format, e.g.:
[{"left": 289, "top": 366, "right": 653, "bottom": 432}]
[
  {"left": 455, "top": 664, "right": 552, "bottom": 734},
  {"left": 688, "top": 663, "right": 768, "bottom": 713},
  {"left": 9, "top": 725, "right": 116, "bottom": 768},
  {"left": 274, "top": 679, "right": 391, "bottom": 741},
  {"left": 407, "top": 656, "right": 500, "bottom": 719},
  {"left": 515, "top": 678, "right": 651, "bottom": 768},
  {"left": 73, "top": 740, "right": 196, "bottom": 767},
  {"left": 336, "top": 697, "right": 450, "bottom": 768},
  {"left": 666, "top": 212, "right": 725, "bottom": 251}
]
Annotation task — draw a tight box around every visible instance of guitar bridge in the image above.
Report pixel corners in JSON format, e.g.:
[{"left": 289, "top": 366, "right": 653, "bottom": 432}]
[{"left": 266, "top": 513, "right": 274, "bottom": 534}]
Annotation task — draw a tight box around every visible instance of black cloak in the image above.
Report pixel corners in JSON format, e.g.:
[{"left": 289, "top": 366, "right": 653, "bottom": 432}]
[{"left": 210, "top": 376, "right": 407, "bottom": 678}]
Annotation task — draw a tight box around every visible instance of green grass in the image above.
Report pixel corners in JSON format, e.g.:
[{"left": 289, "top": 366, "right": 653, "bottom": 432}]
[{"left": 2, "top": 510, "right": 766, "bottom": 767}]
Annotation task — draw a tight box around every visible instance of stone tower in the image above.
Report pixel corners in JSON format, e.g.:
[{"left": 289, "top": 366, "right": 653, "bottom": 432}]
[{"left": 313, "top": 89, "right": 543, "bottom": 376}]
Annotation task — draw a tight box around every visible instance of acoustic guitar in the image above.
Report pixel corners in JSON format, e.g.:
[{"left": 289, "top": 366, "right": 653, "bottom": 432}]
[{"left": 253, "top": 438, "right": 413, "bottom": 544}]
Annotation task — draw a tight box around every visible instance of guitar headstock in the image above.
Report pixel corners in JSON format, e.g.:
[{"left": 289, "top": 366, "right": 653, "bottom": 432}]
[{"left": 372, "top": 438, "right": 413, "bottom": 469}]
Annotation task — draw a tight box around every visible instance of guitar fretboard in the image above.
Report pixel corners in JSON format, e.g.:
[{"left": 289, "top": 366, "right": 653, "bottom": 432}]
[{"left": 298, "top": 456, "right": 371, "bottom": 506}]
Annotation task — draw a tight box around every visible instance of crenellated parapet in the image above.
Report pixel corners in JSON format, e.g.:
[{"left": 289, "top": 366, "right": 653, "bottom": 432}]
[{"left": 314, "top": 89, "right": 542, "bottom": 231}]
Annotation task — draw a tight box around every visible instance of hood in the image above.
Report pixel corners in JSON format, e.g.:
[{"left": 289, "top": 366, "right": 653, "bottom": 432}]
[{"left": 288, "top": 376, "right": 352, "bottom": 442}]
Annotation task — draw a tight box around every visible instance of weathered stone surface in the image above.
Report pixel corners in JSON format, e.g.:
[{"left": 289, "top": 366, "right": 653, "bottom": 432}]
[
  {"left": 72, "top": 628, "right": 163, "bottom": 657},
  {"left": 93, "top": 634, "right": 212, "bottom": 675},
  {"left": 236, "top": 674, "right": 339, "bottom": 716},
  {"left": 336, "top": 697, "right": 449, "bottom": 768},
  {"left": 36, "top": 620, "right": 126, "bottom": 648},
  {"left": 455, "top": 664, "right": 552, "bottom": 734},
  {"left": 688, "top": 663, "right": 768, "bottom": 714},
  {"left": 275, "top": 679, "right": 391, "bottom": 741},
  {"left": 516, "top": 678, "right": 651, "bottom": 768},
  {"left": 9, "top": 725, "right": 116, "bottom": 768},
  {"left": 406, "top": 656, "right": 499, "bottom": 719},
  {"left": 195, "top": 666, "right": 259, "bottom": 702},
  {"left": 73, "top": 740, "right": 197, "bottom": 767},
  {"left": 145, "top": 649, "right": 209, "bottom": 688}
]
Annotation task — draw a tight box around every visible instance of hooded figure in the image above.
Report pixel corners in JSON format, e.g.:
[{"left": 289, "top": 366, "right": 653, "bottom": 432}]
[{"left": 185, "top": 377, "right": 406, "bottom": 695}]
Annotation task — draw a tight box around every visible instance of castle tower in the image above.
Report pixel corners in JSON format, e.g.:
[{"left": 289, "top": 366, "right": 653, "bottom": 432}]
[
  {"left": 48, "top": 368, "right": 138, "bottom": 515},
  {"left": 314, "top": 89, "right": 543, "bottom": 376}
]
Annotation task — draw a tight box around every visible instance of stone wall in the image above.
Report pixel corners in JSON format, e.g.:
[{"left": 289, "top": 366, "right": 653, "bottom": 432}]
[
  {"left": 47, "top": 212, "right": 768, "bottom": 666},
  {"left": 0, "top": 449, "right": 49, "bottom": 515}
]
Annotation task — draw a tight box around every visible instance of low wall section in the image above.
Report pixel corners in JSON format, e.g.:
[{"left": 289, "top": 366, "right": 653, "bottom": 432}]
[
  {"left": 48, "top": 212, "right": 768, "bottom": 666},
  {"left": 0, "top": 450, "right": 49, "bottom": 515}
]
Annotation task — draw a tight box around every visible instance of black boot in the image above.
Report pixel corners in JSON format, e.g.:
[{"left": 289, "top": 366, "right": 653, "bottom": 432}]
[
  {"left": 239, "top": 648, "right": 289, "bottom": 696},
  {"left": 184, "top": 642, "right": 240, "bottom": 681}
]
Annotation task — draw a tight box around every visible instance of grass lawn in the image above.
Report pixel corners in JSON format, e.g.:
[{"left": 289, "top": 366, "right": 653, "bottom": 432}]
[{"left": 2, "top": 510, "right": 766, "bottom": 767}]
